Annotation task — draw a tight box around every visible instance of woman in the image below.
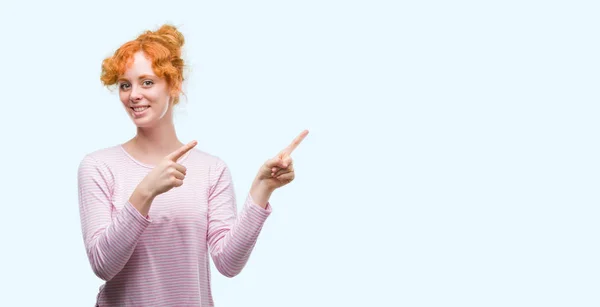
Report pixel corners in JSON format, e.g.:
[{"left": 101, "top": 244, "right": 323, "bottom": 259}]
[{"left": 77, "top": 24, "right": 308, "bottom": 306}]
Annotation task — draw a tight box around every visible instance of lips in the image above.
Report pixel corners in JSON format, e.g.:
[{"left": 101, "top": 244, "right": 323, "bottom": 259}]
[
  {"left": 130, "top": 105, "right": 150, "bottom": 119},
  {"left": 131, "top": 106, "right": 150, "bottom": 112}
]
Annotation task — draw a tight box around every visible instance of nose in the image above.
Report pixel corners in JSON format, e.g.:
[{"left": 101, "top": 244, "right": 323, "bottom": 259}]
[{"left": 130, "top": 86, "right": 143, "bottom": 102}]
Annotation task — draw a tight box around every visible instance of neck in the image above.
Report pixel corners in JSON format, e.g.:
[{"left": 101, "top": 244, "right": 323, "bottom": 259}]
[{"left": 131, "top": 115, "right": 184, "bottom": 157}]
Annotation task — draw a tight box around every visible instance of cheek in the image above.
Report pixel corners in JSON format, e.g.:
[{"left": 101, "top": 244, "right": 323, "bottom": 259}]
[
  {"left": 148, "top": 88, "right": 170, "bottom": 103},
  {"left": 119, "top": 91, "right": 129, "bottom": 105}
]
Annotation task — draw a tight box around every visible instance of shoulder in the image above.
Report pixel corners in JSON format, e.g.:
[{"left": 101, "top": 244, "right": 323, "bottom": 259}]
[
  {"left": 77, "top": 145, "right": 123, "bottom": 177},
  {"left": 187, "top": 148, "right": 229, "bottom": 169},
  {"left": 187, "top": 148, "right": 233, "bottom": 185},
  {"left": 80, "top": 144, "right": 122, "bottom": 164}
]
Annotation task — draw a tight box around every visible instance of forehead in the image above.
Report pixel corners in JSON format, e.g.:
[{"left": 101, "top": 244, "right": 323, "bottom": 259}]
[{"left": 121, "top": 52, "right": 156, "bottom": 78}]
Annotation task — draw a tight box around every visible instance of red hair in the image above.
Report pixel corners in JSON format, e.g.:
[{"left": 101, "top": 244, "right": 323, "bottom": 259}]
[{"left": 100, "top": 24, "right": 185, "bottom": 104}]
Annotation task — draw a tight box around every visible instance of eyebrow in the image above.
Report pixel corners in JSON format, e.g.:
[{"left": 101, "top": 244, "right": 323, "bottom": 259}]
[{"left": 117, "top": 74, "right": 157, "bottom": 82}]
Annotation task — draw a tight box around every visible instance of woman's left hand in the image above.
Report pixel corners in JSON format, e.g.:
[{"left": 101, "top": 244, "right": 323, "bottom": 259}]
[{"left": 255, "top": 130, "right": 309, "bottom": 191}]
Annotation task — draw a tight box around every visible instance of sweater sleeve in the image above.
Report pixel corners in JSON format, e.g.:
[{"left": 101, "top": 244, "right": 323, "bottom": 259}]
[
  {"left": 77, "top": 155, "right": 152, "bottom": 281},
  {"left": 206, "top": 159, "right": 272, "bottom": 278}
]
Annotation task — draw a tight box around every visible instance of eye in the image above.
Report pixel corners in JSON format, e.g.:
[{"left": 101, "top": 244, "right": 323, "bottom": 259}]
[
  {"left": 119, "top": 82, "right": 131, "bottom": 90},
  {"left": 142, "top": 80, "right": 154, "bottom": 86}
]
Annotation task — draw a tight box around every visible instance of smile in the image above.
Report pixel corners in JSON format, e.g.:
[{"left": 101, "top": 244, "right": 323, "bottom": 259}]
[{"left": 132, "top": 106, "right": 150, "bottom": 112}]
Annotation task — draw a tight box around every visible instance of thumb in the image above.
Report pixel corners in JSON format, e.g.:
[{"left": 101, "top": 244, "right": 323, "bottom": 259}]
[{"left": 265, "top": 156, "right": 285, "bottom": 169}]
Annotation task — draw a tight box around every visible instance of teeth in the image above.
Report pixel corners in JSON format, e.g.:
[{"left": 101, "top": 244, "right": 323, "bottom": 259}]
[{"left": 133, "top": 106, "right": 149, "bottom": 112}]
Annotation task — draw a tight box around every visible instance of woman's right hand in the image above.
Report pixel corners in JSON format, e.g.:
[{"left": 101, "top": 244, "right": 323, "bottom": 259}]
[
  {"left": 141, "top": 140, "right": 198, "bottom": 197},
  {"left": 129, "top": 141, "right": 197, "bottom": 216}
]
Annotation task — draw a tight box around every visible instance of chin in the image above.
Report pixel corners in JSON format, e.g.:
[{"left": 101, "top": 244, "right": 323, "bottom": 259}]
[
  {"left": 128, "top": 110, "right": 155, "bottom": 127},
  {"left": 131, "top": 117, "right": 158, "bottom": 128}
]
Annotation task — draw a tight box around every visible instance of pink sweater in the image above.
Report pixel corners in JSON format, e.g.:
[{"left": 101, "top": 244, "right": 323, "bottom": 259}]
[{"left": 77, "top": 145, "right": 272, "bottom": 306}]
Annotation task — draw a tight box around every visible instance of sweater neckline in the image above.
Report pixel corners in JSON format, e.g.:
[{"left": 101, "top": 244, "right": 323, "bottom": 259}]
[{"left": 118, "top": 144, "right": 192, "bottom": 169}]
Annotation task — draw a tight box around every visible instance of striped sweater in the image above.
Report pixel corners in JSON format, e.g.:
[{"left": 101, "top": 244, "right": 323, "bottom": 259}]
[{"left": 77, "top": 145, "right": 271, "bottom": 306}]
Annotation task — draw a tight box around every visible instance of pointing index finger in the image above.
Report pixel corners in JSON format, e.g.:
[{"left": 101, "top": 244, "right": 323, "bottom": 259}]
[
  {"left": 167, "top": 140, "right": 198, "bottom": 162},
  {"left": 281, "top": 130, "right": 309, "bottom": 156}
]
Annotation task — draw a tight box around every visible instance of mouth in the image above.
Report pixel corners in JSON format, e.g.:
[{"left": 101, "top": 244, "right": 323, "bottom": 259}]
[
  {"left": 131, "top": 106, "right": 150, "bottom": 112},
  {"left": 131, "top": 106, "right": 150, "bottom": 118}
]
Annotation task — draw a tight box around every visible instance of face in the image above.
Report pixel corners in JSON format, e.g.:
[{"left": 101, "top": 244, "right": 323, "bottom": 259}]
[{"left": 118, "top": 51, "right": 172, "bottom": 128}]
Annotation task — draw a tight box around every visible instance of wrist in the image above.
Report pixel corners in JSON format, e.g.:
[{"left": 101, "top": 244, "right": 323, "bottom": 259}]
[
  {"left": 138, "top": 180, "right": 157, "bottom": 198},
  {"left": 250, "top": 179, "right": 275, "bottom": 208},
  {"left": 252, "top": 177, "right": 275, "bottom": 193},
  {"left": 129, "top": 184, "right": 156, "bottom": 216}
]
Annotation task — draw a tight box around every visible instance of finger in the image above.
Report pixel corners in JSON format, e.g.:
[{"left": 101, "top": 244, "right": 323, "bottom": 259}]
[
  {"left": 276, "top": 172, "right": 295, "bottom": 182},
  {"left": 167, "top": 140, "right": 198, "bottom": 162},
  {"left": 281, "top": 156, "right": 293, "bottom": 168},
  {"left": 271, "top": 157, "right": 293, "bottom": 176},
  {"left": 271, "top": 166, "right": 280, "bottom": 176},
  {"left": 273, "top": 167, "right": 292, "bottom": 177},
  {"left": 273, "top": 160, "right": 293, "bottom": 176},
  {"left": 171, "top": 169, "right": 185, "bottom": 180},
  {"left": 265, "top": 156, "right": 284, "bottom": 169},
  {"left": 271, "top": 159, "right": 289, "bottom": 173},
  {"left": 173, "top": 163, "right": 187, "bottom": 175},
  {"left": 264, "top": 158, "right": 280, "bottom": 177},
  {"left": 280, "top": 130, "right": 308, "bottom": 157},
  {"left": 173, "top": 178, "right": 184, "bottom": 187}
]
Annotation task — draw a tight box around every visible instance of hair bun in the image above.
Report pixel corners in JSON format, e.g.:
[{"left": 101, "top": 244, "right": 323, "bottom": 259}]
[{"left": 154, "top": 24, "right": 185, "bottom": 48}]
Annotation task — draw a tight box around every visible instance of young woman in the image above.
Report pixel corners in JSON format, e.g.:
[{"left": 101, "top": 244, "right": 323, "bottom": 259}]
[{"left": 77, "top": 24, "right": 308, "bottom": 306}]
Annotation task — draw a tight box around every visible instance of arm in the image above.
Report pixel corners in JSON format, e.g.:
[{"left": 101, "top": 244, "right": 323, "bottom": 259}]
[
  {"left": 77, "top": 155, "right": 152, "bottom": 281},
  {"left": 207, "top": 159, "right": 272, "bottom": 278},
  {"left": 206, "top": 130, "right": 308, "bottom": 277}
]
